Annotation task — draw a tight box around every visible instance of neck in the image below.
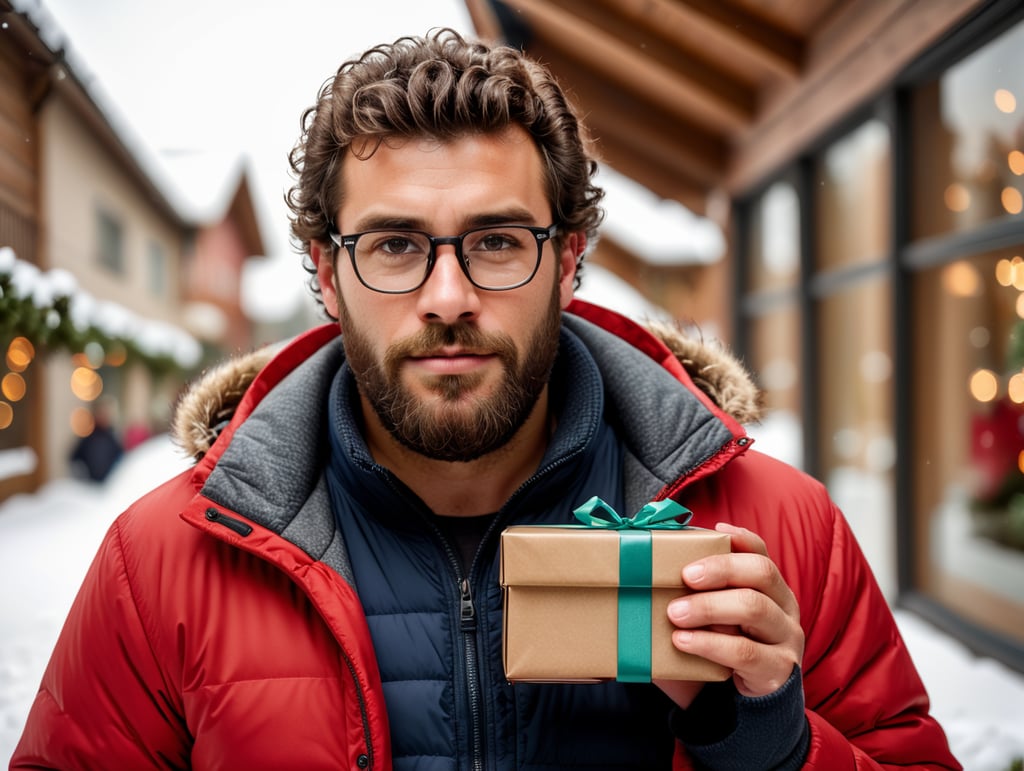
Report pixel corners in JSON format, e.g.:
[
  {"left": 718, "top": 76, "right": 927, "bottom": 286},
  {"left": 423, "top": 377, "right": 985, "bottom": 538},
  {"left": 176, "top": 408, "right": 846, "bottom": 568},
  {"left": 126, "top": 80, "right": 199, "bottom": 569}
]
[{"left": 362, "top": 391, "right": 552, "bottom": 516}]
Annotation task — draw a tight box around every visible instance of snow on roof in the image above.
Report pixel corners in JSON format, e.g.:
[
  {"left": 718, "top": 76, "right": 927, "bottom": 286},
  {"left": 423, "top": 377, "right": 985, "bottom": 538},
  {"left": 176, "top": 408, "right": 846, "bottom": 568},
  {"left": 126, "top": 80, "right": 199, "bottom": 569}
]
[
  {"left": 8, "top": 0, "right": 245, "bottom": 228},
  {"left": 1, "top": 246, "right": 202, "bottom": 369},
  {"left": 597, "top": 165, "right": 725, "bottom": 266}
]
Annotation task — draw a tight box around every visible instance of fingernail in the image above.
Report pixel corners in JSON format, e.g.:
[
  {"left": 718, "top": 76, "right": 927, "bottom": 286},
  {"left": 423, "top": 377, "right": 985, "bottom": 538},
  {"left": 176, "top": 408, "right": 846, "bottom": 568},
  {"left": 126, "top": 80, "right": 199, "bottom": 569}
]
[
  {"left": 683, "top": 563, "right": 705, "bottom": 583},
  {"left": 674, "top": 630, "right": 693, "bottom": 645},
  {"left": 668, "top": 599, "right": 690, "bottom": 623}
]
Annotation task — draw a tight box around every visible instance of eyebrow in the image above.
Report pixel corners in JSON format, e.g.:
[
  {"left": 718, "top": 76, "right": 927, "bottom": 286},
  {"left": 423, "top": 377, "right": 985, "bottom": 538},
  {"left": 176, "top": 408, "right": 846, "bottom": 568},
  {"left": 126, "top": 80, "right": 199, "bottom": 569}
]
[{"left": 349, "top": 207, "right": 540, "bottom": 234}]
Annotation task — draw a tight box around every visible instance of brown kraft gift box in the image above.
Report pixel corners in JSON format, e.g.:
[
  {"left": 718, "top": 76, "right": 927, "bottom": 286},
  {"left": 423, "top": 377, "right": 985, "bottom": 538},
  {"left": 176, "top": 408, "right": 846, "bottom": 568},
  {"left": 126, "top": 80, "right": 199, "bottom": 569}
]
[{"left": 500, "top": 524, "right": 732, "bottom": 683}]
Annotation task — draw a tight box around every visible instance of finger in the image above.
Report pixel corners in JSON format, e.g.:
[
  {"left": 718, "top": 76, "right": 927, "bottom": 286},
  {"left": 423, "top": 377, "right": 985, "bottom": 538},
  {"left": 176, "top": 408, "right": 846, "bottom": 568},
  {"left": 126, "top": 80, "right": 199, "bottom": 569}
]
[
  {"left": 671, "top": 628, "right": 798, "bottom": 698},
  {"left": 682, "top": 552, "right": 799, "bottom": 618},
  {"left": 714, "top": 521, "right": 768, "bottom": 555},
  {"left": 668, "top": 588, "right": 793, "bottom": 644}
]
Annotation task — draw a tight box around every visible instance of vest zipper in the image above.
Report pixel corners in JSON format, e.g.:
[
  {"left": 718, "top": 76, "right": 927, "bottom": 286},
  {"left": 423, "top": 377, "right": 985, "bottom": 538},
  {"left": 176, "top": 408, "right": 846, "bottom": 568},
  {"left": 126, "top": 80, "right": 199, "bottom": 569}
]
[{"left": 459, "top": 578, "right": 484, "bottom": 771}]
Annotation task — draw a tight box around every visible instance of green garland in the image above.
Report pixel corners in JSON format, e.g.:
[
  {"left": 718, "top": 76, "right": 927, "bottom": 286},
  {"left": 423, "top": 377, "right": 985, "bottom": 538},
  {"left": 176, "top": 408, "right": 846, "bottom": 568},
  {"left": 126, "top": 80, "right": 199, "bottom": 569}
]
[{"left": 0, "top": 270, "right": 191, "bottom": 379}]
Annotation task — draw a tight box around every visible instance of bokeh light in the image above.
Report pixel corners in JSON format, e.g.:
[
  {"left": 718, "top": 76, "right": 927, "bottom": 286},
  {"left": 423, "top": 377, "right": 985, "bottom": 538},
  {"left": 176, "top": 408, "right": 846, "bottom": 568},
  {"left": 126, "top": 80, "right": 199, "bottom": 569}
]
[
  {"left": 944, "top": 183, "right": 970, "bottom": 212},
  {"left": 1009, "top": 372, "right": 1024, "bottom": 404},
  {"left": 1002, "top": 187, "right": 1024, "bottom": 215},
  {"left": 1010, "top": 150, "right": 1024, "bottom": 176},
  {"left": 70, "top": 406, "right": 95, "bottom": 437},
  {"left": 942, "top": 260, "right": 981, "bottom": 297},
  {"left": 995, "top": 88, "right": 1017, "bottom": 113},
  {"left": 70, "top": 367, "right": 103, "bottom": 401},
  {"left": 2, "top": 373, "right": 26, "bottom": 402},
  {"left": 968, "top": 368, "right": 999, "bottom": 403},
  {"left": 105, "top": 343, "right": 127, "bottom": 367},
  {"left": 6, "top": 337, "right": 34, "bottom": 372}
]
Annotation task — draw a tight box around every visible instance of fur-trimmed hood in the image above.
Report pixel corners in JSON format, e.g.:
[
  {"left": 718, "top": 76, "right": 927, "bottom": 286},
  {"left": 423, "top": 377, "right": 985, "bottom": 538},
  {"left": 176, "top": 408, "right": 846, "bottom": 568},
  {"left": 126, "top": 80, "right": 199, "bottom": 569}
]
[{"left": 172, "top": 320, "right": 763, "bottom": 461}]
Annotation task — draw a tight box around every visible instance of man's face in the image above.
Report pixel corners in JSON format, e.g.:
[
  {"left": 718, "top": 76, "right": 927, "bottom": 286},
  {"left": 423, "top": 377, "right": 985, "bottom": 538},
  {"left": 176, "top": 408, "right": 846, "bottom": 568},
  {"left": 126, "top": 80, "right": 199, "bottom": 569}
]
[{"left": 312, "top": 126, "right": 581, "bottom": 462}]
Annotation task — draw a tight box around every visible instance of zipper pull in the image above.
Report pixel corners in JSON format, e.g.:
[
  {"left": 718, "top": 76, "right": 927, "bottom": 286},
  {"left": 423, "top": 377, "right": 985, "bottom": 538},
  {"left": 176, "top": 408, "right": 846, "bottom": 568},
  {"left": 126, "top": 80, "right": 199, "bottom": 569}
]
[{"left": 460, "top": 578, "right": 476, "bottom": 632}]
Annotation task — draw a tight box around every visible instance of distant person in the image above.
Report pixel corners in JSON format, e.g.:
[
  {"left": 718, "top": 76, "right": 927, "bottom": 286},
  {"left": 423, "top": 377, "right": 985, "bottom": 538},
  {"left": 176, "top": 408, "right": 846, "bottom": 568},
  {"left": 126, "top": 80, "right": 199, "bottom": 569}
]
[
  {"left": 13, "top": 29, "right": 960, "bottom": 769},
  {"left": 122, "top": 419, "right": 153, "bottom": 451},
  {"left": 68, "top": 398, "right": 123, "bottom": 483}
]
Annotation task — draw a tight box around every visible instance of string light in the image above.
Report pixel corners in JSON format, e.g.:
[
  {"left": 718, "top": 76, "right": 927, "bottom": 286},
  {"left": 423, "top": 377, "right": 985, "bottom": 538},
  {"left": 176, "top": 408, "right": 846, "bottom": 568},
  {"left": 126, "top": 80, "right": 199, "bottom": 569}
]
[{"left": 968, "top": 368, "right": 999, "bottom": 403}]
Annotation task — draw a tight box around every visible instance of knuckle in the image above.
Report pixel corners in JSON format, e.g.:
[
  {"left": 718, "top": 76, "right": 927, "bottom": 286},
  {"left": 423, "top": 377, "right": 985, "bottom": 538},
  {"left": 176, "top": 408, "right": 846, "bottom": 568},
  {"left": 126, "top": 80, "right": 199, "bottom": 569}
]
[
  {"left": 734, "top": 637, "right": 760, "bottom": 667},
  {"left": 739, "top": 588, "right": 767, "bottom": 616},
  {"left": 752, "top": 555, "right": 776, "bottom": 585}
]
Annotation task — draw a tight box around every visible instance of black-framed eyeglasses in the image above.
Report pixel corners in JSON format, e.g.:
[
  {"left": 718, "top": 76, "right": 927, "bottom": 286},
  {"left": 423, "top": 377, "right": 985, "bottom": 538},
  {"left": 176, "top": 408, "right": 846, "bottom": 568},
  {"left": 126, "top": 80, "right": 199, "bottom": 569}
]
[{"left": 328, "top": 223, "right": 558, "bottom": 294}]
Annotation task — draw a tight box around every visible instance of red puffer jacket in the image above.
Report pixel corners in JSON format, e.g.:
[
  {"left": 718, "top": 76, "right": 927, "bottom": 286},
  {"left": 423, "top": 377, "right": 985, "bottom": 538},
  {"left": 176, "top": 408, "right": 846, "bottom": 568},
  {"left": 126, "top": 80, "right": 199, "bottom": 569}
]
[{"left": 11, "top": 301, "right": 960, "bottom": 769}]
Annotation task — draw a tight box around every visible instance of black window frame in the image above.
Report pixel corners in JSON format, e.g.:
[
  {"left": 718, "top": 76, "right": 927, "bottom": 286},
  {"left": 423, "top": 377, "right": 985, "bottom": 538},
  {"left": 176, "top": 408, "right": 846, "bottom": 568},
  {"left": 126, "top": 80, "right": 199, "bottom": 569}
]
[{"left": 733, "top": 0, "right": 1024, "bottom": 672}]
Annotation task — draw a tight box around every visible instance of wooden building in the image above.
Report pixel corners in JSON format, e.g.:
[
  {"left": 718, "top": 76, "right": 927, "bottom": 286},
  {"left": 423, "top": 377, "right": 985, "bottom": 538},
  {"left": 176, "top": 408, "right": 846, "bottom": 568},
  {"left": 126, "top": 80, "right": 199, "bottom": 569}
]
[
  {"left": 465, "top": 0, "right": 1024, "bottom": 669},
  {"left": 0, "top": 1, "right": 265, "bottom": 495}
]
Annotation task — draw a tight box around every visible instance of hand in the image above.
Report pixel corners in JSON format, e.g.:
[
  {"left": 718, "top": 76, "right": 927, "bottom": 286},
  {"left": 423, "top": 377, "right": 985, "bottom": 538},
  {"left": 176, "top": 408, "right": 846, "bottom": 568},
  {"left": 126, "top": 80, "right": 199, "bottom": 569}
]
[{"left": 655, "top": 522, "right": 804, "bottom": 708}]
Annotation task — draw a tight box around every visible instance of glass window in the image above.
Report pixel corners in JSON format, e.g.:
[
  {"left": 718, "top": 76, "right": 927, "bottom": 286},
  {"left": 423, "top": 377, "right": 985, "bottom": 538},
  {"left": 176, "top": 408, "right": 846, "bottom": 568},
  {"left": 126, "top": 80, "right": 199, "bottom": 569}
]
[
  {"left": 747, "top": 181, "right": 800, "bottom": 293},
  {"left": 747, "top": 305, "right": 803, "bottom": 470},
  {"left": 96, "top": 209, "right": 124, "bottom": 274},
  {"left": 817, "top": 277, "right": 896, "bottom": 597},
  {"left": 910, "top": 22, "right": 1024, "bottom": 240},
  {"left": 911, "top": 246, "right": 1024, "bottom": 645},
  {"left": 814, "top": 120, "right": 892, "bottom": 272},
  {"left": 148, "top": 241, "right": 167, "bottom": 297}
]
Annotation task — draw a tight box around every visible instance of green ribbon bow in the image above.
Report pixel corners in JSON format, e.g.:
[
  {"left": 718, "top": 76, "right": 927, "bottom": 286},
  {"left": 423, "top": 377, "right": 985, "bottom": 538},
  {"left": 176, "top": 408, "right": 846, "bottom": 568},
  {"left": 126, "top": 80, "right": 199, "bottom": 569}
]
[{"left": 571, "top": 496, "right": 692, "bottom": 683}]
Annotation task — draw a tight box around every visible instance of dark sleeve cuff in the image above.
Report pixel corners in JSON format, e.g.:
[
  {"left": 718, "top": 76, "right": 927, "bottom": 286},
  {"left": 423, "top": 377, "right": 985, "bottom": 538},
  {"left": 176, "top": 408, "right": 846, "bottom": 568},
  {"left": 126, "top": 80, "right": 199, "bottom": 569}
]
[{"left": 669, "top": 665, "right": 810, "bottom": 771}]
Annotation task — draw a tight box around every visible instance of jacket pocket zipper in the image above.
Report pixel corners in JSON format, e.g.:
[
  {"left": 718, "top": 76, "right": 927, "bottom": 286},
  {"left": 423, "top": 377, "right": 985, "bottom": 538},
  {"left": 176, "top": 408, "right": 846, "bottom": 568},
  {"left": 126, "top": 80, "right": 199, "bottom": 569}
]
[{"left": 204, "top": 508, "right": 253, "bottom": 536}]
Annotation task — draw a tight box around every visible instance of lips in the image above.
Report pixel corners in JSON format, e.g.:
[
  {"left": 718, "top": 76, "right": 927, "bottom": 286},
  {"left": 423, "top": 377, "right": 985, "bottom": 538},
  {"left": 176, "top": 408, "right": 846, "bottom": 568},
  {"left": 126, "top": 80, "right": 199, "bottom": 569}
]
[
  {"left": 406, "top": 348, "right": 496, "bottom": 375},
  {"left": 411, "top": 347, "right": 488, "bottom": 360}
]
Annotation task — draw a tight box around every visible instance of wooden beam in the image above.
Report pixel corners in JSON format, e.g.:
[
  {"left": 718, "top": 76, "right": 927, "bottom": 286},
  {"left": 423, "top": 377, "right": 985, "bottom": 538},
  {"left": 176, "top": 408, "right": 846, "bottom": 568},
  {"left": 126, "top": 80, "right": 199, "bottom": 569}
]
[
  {"left": 727, "top": 0, "right": 988, "bottom": 194},
  {"left": 503, "top": 0, "right": 754, "bottom": 133},
  {"left": 587, "top": 112, "right": 722, "bottom": 188},
  {"left": 593, "top": 0, "right": 803, "bottom": 81},
  {"left": 549, "top": 0, "right": 756, "bottom": 116},
  {"left": 535, "top": 45, "right": 728, "bottom": 182}
]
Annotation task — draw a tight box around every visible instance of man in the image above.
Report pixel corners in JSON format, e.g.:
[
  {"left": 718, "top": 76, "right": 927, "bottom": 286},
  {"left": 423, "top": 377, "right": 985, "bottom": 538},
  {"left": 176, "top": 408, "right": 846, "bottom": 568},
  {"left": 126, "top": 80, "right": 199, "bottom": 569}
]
[
  {"left": 13, "top": 30, "right": 959, "bottom": 769},
  {"left": 68, "top": 398, "right": 123, "bottom": 483}
]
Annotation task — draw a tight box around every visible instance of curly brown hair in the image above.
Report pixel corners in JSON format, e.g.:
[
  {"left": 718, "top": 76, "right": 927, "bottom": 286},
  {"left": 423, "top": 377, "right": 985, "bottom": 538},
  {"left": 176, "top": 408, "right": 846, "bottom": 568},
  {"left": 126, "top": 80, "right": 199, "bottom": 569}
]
[{"left": 286, "top": 28, "right": 603, "bottom": 308}]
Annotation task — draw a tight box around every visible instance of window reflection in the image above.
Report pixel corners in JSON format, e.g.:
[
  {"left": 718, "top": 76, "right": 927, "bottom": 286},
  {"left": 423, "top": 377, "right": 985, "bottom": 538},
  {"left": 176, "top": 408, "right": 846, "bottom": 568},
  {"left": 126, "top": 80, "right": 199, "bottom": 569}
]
[
  {"left": 815, "top": 120, "right": 891, "bottom": 271},
  {"left": 748, "top": 181, "right": 800, "bottom": 292},
  {"left": 912, "top": 248, "right": 1024, "bottom": 644},
  {"left": 912, "top": 22, "right": 1024, "bottom": 238},
  {"left": 817, "top": 278, "right": 896, "bottom": 597},
  {"left": 748, "top": 306, "right": 803, "bottom": 470}
]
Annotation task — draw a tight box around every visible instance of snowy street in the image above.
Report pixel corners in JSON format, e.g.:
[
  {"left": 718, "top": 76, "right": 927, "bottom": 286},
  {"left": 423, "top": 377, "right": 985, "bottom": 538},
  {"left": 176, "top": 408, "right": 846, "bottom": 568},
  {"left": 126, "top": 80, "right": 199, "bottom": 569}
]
[{"left": 2, "top": 436, "right": 1023, "bottom": 768}]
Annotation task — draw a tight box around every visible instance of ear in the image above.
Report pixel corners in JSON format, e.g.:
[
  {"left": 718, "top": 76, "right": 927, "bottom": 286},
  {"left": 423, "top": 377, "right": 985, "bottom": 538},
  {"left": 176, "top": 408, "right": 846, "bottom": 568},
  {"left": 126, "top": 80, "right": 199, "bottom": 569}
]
[
  {"left": 310, "top": 239, "right": 340, "bottom": 319},
  {"left": 558, "top": 231, "right": 584, "bottom": 309}
]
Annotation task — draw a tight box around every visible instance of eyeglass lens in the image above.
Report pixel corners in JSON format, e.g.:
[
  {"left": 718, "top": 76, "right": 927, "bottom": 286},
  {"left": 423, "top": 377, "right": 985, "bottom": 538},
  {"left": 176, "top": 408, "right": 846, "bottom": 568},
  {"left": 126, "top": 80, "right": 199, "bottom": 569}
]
[{"left": 352, "top": 225, "right": 544, "bottom": 292}]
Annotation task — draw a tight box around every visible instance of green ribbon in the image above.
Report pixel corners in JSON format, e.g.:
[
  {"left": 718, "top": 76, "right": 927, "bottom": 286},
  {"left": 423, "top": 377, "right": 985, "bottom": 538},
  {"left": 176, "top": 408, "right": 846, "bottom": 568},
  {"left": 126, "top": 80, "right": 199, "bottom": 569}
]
[{"left": 571, "top": 496, "right": 691, "bottom": 683}]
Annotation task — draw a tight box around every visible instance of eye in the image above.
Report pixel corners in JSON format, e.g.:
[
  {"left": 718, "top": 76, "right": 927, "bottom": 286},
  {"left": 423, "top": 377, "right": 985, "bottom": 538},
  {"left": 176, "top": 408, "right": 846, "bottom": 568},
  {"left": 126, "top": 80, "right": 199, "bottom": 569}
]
[
  {"left": 468, "top": 228, "right": 529, "bottom": 253},
  {"left": 376, "top": 234, "right": 419, "bottom": 254},
  {"left": 478, "top": 232, "right": 515, "bottom": 250}
]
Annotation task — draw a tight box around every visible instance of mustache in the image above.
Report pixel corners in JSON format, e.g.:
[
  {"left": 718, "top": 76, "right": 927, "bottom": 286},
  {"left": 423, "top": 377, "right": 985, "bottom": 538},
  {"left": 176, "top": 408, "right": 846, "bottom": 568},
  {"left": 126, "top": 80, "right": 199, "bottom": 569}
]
[{"left": 384, "top": 323, "right": 517, "bottom": 364}]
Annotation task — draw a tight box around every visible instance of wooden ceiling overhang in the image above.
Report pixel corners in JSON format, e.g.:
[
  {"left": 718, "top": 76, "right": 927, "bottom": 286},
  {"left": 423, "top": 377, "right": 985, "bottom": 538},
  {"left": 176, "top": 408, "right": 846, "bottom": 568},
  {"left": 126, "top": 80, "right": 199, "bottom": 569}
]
[{"left": 465, "top": 0, "right": 988, "bottom": 219}]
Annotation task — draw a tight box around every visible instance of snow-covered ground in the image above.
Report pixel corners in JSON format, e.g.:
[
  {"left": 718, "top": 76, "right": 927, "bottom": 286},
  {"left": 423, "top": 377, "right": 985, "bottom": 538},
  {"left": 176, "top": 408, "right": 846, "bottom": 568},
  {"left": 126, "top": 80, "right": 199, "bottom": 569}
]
[{"left": 2, "top": 436, "right": 1023, "bottom": 767}]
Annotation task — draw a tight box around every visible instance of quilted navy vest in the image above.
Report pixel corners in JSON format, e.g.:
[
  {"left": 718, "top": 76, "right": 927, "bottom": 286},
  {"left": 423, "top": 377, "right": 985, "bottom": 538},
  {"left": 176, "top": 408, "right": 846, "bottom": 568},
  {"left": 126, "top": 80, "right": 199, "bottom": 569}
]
[{"left": 326, "top": 329, "right": 676, "bottom": 770}]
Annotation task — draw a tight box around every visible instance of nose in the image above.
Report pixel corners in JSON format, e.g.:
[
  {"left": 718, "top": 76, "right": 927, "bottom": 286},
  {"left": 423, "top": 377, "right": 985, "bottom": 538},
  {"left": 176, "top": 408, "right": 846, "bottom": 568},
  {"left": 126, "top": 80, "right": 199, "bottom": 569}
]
[{"left": 415, "top": 244, "right": 481, "bottom": 324}]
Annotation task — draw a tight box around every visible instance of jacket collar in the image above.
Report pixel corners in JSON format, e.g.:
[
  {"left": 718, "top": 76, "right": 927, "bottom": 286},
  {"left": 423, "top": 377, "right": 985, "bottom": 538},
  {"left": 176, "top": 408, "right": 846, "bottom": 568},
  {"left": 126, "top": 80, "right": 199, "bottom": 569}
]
[{"left": 174, "top": 301, "right": 759, "bottom": 551}]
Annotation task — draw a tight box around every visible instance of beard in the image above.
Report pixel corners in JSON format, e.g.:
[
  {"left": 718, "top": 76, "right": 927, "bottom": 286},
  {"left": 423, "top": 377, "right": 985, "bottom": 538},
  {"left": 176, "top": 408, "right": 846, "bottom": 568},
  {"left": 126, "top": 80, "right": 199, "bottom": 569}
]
[{"left": 339, "top": 283, "right": 563, "bottom": 463}]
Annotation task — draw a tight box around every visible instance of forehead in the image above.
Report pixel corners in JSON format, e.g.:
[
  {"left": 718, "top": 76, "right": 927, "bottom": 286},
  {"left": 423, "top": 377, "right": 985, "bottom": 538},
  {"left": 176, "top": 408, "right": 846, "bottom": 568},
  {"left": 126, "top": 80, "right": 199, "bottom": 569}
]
[{"left": 337, "top": 126, "right": 551, "bottom": 231}]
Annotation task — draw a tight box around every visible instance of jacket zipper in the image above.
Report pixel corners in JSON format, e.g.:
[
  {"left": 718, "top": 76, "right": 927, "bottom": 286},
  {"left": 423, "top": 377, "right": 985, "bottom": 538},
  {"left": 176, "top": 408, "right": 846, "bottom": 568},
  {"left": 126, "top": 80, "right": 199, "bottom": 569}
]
[{"left": 204, "top": 508, "right": 253, "bottom": 536}]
